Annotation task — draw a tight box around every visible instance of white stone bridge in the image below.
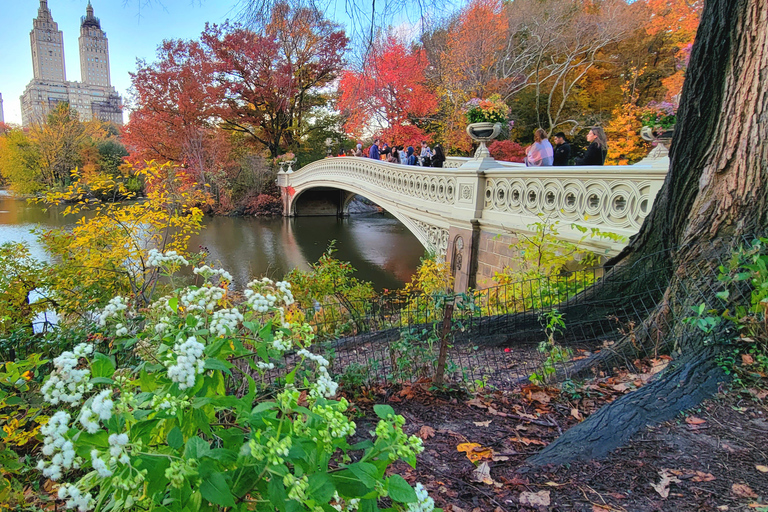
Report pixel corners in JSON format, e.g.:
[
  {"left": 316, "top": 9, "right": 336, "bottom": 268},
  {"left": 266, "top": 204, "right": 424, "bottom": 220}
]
[{"left": 277, "top": 152, "right": 668, "bottom": 290}]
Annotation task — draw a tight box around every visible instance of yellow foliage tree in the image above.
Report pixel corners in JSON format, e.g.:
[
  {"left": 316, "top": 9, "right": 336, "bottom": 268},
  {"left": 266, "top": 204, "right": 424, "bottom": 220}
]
[{"left": 36, "top": 161, "right": 205, "bottom": 316}]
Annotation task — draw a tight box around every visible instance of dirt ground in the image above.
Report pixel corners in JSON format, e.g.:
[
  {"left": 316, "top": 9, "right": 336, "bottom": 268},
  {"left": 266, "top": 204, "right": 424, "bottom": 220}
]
[{"left": 346, "top": 369, "right": 768, "bottom": 512}]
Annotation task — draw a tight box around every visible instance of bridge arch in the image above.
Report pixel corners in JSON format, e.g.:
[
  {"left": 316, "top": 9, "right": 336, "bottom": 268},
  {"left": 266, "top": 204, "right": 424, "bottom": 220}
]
[
  {"left": 278, "top": 153, "right": 669, "bottom": 290},
  {"left": 285, "top": 178, "right": 448, "bottom": 254}
]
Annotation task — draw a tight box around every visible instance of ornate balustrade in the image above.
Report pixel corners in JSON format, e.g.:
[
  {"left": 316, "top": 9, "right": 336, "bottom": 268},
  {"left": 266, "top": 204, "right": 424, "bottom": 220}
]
[{"left": 279, "top": 154, "right": 668, "bottom": 257}]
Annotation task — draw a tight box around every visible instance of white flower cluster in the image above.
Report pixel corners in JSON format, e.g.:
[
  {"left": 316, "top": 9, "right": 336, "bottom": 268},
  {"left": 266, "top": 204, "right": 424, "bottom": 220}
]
[
  {"left": 166, "top": 336, "right": 206, "bottom": 389},
  {"left": 78, "top": 389, "right": 114, "bottom": 433},
  {"left": 244, "top": 278, "right": 295, "bottom": 313},
  {"left": 97, "top": 296, "right": 129, "bottom": 327},
  {"left": 272, "top": 331, "right": 292, "bottom": 352},
  {"left": 90, "top": 450, "right": 113, "bottom": 478},
  {"left": 108, "top": 433, "right": 130, "bottom": 464},
  {"left": 193, "top": 265, "right": 233, "bottom": 284},
  {"left": 256, "top": 361, "right": 275, "bottom": 371},
  {"left": 331, "top": 491, "right": 361, "bottom": 511},
  {"left": 298, "top": 349, "right": 338, "bottom": 399},
  {"left": 41, "top": 343, "right": 94, "bottom": 405},
  {"left": 57, "top": 483, "right": 94, "bottom": 512},
  {"left": 406, "top": 483, "right": 436, "bottom": 512},
  {"left": 210, "top": 307, "right": 244, "bottom": 337},
  {"left": 179, "top": 285, "right": 226, "bottom": 313},
  {"left": 147, "top": 249, "right": 189, "bottom": 268},
  {"left": 38, "top": 411, "right": 75, "bottom": 481},
  {"left": 311, "top": 400, "right": 356, "bottom": 444}
]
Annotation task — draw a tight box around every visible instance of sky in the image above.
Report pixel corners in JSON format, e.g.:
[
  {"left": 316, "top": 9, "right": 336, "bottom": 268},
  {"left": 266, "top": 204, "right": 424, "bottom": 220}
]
[{"left": 0, "top": 1, "right": 431, "bottom": 126}]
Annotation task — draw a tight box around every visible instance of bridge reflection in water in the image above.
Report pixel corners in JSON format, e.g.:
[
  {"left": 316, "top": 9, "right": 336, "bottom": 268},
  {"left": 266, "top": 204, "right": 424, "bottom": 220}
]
[{"left": 278, "top": 150, "right": 669, "bottom": 291}]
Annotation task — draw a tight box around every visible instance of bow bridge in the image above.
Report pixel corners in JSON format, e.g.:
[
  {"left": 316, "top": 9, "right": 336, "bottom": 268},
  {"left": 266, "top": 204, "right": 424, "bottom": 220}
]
[{"left": 277, "top": 151, "right": 668, "bottom": 290}]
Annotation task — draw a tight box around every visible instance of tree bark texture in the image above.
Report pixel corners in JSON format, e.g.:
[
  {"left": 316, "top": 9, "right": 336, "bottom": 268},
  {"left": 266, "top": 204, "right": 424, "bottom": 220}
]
[{"left": 527, "top": 0, "right": 768, "bottom": 466}]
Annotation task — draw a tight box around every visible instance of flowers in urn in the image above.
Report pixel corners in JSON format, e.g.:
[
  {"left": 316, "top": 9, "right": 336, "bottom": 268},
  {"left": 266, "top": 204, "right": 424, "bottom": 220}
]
[
  {"left": 274, "top": 152, "right": 297, "bottom": 173},
  {"left": 464, "top": 94, "right": 512, "bottom": 158},
  {"left": 640, "top": 102, "right": 676, "bottom": 145},
  {"left": 640, "top": 102, "right": 677, "bottom": 130},
  {"left": 464, "top": 94, "right": 511, "bottom": 125}
]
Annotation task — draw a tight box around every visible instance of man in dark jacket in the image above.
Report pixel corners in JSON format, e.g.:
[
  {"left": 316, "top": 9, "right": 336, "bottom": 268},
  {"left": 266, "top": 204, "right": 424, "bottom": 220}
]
[
  {"left": 552, "top": 132, "right": 571, "bottom": 166},
  {"left": 369, "top": 139, "right": 381, "bottom": 160}
]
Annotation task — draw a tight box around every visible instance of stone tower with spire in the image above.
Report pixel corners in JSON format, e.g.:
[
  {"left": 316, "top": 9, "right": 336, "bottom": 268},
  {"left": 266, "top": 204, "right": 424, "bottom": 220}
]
[
  {"left": 20, "top": 1, "right": 122, "bottom": 126},
  {"left": 29, "top": 0, "right": 67, "bottom": 82},
  {"left": 79, "top": 1, "right": 111, "bottom": 87}
]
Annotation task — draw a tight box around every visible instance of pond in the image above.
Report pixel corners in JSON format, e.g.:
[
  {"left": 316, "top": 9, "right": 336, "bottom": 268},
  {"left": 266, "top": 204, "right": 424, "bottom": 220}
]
[{"left": 0, "top": 191, "right": 425, "bottom": 291}]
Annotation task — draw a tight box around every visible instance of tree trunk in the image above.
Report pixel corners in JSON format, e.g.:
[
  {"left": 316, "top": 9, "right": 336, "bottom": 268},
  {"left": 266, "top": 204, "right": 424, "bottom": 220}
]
[{"left": 528, "top": 0, "right": 767, "bottom": 466}]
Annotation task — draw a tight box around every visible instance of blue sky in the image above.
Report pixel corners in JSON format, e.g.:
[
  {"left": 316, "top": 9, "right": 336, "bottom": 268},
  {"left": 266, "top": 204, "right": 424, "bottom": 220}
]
[
  {"left": 0, "top": 1, "right": 437, "bottom": 126},
  {"left": 0, "top": 1, "right": 245, "bottom": 124}
]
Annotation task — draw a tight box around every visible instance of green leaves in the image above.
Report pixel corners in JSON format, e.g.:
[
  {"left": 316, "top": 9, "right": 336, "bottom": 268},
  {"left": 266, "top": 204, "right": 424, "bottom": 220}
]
[
  {"left": 200, "top": 472, "right": 235, "bottom": 507},
  {"left": 185, "top": 436, "right": 211, "bottom": 460},
  {"left": 387, "top": 474, "right": 417, "bottom": 503},
  {"left": 91, "top": 353, "right": 115, "bottom": 379},
  {"left": 374, "top": 404, "right": 395, "bottom": 419}
]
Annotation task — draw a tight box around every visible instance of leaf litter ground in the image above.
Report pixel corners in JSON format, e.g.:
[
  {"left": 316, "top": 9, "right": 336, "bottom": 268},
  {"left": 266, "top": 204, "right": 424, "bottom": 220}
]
[{"left": 344, "top": 366, "right": 768, "bottom": 511}]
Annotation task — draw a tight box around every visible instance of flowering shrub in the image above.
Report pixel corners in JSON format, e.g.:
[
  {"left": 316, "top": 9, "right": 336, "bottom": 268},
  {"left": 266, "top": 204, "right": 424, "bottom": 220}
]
[
  {"left": 464, "top": 94, "right": 511, "bottom": 124},
  {"left": 488, "top": 140, "right": 526, "bottom": 163},
  {"left": 639, "top": 101, "right": 677, "bottom": 129},
  {"left": 243, "top": 193, "right": 283, "bottom": 216},
  {"left": 34, "top": 254, "right": 436, "bottom": 512}
]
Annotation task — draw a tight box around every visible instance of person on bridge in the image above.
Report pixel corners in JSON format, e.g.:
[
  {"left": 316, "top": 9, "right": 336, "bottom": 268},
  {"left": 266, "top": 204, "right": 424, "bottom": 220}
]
[
  {"left": 552, "top": 132, "right": 571, "bottom": 166},
  {"left": 524, "top": 128, "right": 554, "bottom": 166},
  {"left": 575, "top": 127, "right": 608, "bottom": 165},
  {"left": 387, "top": 148, "right": 400, "bottom": 163},
  {"left": 405, "top": 146, "right": 418, "bottom": 165},
  {"left": 431, "top": 144, "right": 445, "bottom": 167},
  {"left": 419, "top": 141, "right": 433, "bottom": 166},
  {"left": 369, "top": 139, "right": 381, "bottom": 160},
  {"left": 354, "top": 143, "right": 363, "bottom": 157}
]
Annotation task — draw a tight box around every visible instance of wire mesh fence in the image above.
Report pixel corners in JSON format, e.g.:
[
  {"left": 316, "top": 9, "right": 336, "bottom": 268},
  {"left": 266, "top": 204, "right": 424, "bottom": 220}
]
[{"left": 286, "top": 251, "right": 681, "bottom": 392}]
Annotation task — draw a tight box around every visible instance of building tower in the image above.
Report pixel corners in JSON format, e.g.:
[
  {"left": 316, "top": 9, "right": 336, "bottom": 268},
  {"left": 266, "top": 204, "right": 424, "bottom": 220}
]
[
  {"left": 0, "top": 93, "right": 4, "bottom": 124},
  {"left": 79, "top": 2, "right": 111, "bottom": 87},
  {"left": 29, "top": 0, "right": 67, "bottom": 82}
]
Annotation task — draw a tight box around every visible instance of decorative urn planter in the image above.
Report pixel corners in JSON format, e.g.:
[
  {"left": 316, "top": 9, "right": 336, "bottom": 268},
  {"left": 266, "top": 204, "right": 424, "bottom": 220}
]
[
  {"left": 466, "top": 122, "right": 502, "bottom": 158},
  {"left": 640, "top": 125, "right": 675, "bottom": 158}
]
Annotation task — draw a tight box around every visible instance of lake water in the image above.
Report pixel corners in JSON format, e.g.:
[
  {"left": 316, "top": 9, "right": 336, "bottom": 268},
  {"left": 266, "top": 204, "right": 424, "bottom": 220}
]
[{"left": 0, "top": 191, "right": 425, "bottom": 291}]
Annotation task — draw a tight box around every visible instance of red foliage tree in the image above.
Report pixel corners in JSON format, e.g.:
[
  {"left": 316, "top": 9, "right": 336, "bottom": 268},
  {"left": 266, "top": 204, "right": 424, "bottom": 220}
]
[
  {"left": 337, "top": 36, "right": 438, "bottom": 147},
  {"left": 124, "top": 39, "right": 226, "bottom": 186},
  {"left": 201, "top": 4, "right": 348, "bottom": 158},
  {"left": 488, "top": 140, "right": 525, "bottom": 163}
]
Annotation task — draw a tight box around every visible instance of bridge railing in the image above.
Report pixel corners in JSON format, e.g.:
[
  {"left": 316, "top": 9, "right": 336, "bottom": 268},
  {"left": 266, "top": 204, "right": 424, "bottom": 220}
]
[{"left": 280, "top": 154, "right": 668, "bottom": 254}]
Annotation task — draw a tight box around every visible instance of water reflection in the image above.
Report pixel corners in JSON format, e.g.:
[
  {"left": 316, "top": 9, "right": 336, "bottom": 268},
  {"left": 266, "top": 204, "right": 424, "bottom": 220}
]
[{"left": 0, "top": 193, "right": 424, "bottom": 290}]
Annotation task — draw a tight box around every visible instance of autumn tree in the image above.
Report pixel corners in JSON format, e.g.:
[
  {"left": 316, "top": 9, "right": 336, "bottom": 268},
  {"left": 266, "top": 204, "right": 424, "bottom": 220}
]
[
  {"left": 0, "top": 128, "right": 43, "bottom": 194},
  {"left": 498, "top": 0, "right": 640, "bottom": 133},
  {"left": 202, "top": 3, "right": 348, "bottom": 158},
  {"left": 337, "top": 35, "right": 437, "bottom": 146},
  {"left": 29, "top": 103, "right": 105, "bottom": 187},
  {"left": 423, "top": 0, "right": 508, "bottom": 152},
  {"left": 125, "top": 39, "right": 226, "bottom": 186},
  {"left": 529, "top": 0, "right": 768, "bottom": 465}
]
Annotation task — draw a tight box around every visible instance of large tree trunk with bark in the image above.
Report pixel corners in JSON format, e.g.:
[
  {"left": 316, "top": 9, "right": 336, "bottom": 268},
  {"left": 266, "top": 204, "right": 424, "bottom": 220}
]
[{"left": 527, "top": 0, "right": 767, "bottom": 466}]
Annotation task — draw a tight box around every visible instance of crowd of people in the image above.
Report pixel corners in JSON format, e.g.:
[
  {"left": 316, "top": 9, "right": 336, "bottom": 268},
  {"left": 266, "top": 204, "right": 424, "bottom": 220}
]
[
  {"left": 352, "top": 139, "right": 446, "bottom": 167},
  {"left": 523, "top": 126, "right": 608, "bottom": 167},
  {"left": 341, "top": 126, "right": 607, "bottom": 168}
]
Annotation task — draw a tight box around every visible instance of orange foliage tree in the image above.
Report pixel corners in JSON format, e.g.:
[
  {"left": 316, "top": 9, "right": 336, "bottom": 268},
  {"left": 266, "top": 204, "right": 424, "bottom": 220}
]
[{"left": 337, "top": 36, "right": 437, "bottom": 146}]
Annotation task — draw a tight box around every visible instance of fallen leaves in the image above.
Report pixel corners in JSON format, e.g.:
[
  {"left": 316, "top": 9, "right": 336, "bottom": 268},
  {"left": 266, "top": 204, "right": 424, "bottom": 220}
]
[
  {"left": 473, "top": 420, "right": 492, "bottom": 427},
  {"left": 418, "top": 425, "right": 435, "bottom": 440},
  {"left": 731, "top": 483, "right": 758, "bottom": 499},
  {"left": 685, "top": 416, "right": 707, "bottom": 425},
  {"left": 755, "top": 465, "right": 768, "bottom": 473},
  {"left": 650, "top": 469, "right": 680, "bottom": 499},
  {"left": 457, "top": 442, "right": 493, "bottom": 462},
  {"left": 511, "top": 436, "right": 547, "bottom": 446},
  {"left": 519, "top": 490, "right": 551, "bottom": 507},
  {"left": 470, "top": 461, "right": 498, "bottom": 486}
]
